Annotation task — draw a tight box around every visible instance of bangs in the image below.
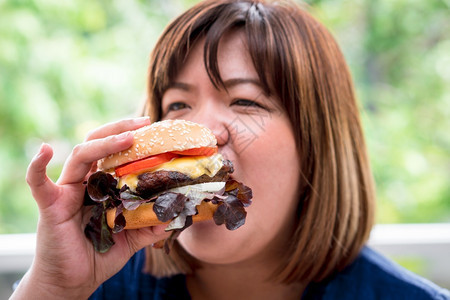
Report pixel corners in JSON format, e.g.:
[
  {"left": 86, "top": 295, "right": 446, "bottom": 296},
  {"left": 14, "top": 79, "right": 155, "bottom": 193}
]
[
  {"left": 151, "top": 1, "right": 295, "bottom": 120},
  {"left": 202, "top": 2, "right": 273, "bottom": 95}
]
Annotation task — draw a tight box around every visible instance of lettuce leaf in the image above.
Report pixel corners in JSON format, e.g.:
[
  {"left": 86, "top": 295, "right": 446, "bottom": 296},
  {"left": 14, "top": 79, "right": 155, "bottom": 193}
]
[
  {"left": 83, "top": 171, "right": 253, "bottom": 253},
  {"left": 212, "top": 179, "right": 253, "bottom": 230},
  {"left": 84, "top": 202, "right": 115, "bottom": 253},
  {"left": 86, "top": 171, "right": 118, "bottom": 202},
  {"left": 153, "top": 193, "right": 187, "bottom": 222},
  {"left": 84, "top": 172, "right": 119, "bottom": 252}
]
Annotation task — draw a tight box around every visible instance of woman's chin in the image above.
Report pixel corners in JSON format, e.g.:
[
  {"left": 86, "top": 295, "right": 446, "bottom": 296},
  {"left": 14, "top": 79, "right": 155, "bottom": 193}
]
[{"left": 177, "top": 220, "right": 251, "bottom": 265}]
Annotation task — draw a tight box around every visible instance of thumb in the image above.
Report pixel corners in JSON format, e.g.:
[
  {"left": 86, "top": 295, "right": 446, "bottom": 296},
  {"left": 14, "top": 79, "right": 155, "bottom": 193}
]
[
  {"left": 124, "top": 225, "right": 171, "bottom": 253},
  {"left": 26, "top": 143, "right": 59, "bottom": 210}
]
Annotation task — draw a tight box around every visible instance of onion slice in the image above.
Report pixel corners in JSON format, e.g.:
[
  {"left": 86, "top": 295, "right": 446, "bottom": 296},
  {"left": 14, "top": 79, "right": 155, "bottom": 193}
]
[{"left": 168, "top": 182, "right": 226, "bottom": 194}]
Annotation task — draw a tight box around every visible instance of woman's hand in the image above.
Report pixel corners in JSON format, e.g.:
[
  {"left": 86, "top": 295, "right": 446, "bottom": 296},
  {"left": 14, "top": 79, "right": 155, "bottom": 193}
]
[{"left": 11, "top": 117, "right": 170, "bottom": 300}]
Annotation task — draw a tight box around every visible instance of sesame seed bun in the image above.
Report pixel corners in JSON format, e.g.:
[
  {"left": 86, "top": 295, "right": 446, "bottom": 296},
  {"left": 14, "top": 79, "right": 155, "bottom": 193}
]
[{"left": 98, "top": 119, "right": 217, "bottom": 171}]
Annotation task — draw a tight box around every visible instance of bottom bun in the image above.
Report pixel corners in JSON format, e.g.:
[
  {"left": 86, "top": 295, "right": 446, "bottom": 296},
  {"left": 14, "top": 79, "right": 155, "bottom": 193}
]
[{"left": 106, "top": 201, "right": 218, "bottom": 230}]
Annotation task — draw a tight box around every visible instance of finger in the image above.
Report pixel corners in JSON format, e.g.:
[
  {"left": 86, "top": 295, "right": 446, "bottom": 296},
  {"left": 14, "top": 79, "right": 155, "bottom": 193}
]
[
  {"left": 84, "top": 117, "right": 151, "bottom": 142},
  {"left": 26, "top": 143, "right": 59, "bottom": 210},
  {"left": 58, "top": 131, "right": 134, "bottom": 185},
  {"left": 151, "top": 224, "right": 168, "bottom": 235},
  {"left": 124, "top": 225, "right": 171, "bottom": 254},
  {"left": 97, "top": 226, "right": 170, "bottom": 278}
]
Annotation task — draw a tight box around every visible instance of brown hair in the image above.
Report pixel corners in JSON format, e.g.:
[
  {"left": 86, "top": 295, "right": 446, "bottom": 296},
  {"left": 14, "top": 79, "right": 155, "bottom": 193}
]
[{"left": 142, "top": 0, "right": 375, "bottom": 284}]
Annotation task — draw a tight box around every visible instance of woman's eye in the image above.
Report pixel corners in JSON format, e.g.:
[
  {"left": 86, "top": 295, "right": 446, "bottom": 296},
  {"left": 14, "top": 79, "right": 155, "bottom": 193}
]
[
  {"left": 232, "top": 99, "right": 265, "bottom": 109},
  {"left": 166, "top": 102, "right": 190, "bottom": 112}
]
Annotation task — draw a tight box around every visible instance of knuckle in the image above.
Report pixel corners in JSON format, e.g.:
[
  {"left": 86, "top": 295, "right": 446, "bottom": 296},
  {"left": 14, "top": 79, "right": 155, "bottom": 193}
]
[
  {"left": 71, "top": 143, "right": 85, "bottom": 159},
  {"left": 108, "top": 133, "right": 123, "bottom": 143},
  {"left": 25, "top": 157, "right": 42, "bottom": 186},
  {"left": 25, "top": 167, "right": 46, "bottom": 189},
  {"left": 84, "top": 129, "right": 97, "bottom": 142},
  {"left": 25, "top": 171, "right": 33, "bottom": 186},
  {"left": 126, "top": 235, "right": 140, "bottom": 256}
]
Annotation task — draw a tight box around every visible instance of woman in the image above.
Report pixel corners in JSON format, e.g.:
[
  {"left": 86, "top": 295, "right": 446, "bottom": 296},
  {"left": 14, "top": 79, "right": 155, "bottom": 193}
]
[{"left": 11, "top": 0, "right": 450, "bottom": 299}]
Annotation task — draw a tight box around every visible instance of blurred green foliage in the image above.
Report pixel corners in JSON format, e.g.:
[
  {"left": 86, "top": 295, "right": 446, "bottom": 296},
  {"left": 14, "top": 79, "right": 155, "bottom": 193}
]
[
  {"left": 0, "top": 0, "right": 449, "bottom": 233},
  {"left": 308, "top": 0, "right": 450, "bottom": 224}
]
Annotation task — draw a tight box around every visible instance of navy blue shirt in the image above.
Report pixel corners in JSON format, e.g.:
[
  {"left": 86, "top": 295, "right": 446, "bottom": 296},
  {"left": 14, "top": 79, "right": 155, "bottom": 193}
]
[{"left": 89, "top": 246, "right": 450, "bottom": 299}]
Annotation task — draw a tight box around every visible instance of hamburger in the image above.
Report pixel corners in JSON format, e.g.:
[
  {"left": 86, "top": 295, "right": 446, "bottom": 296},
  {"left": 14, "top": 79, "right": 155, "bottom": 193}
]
[{"left": 84, "top": 119, "right": 253, "bottom": 253}]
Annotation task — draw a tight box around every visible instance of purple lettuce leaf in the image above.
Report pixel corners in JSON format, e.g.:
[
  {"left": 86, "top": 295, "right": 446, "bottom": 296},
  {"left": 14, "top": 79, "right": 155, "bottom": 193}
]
[
  {"left": 225, "top": 179, "right": 253, "bottom": 207},
  {"left": 112, "top": 211, "right": 126, "bottom": 234},
  {"left": 211, "top": 179, "right": 253, "bottom": 230},
  {"left": 84, "top": 202, "right": 115, "bottom": 253},
  {"left": 213, "top": 194, "right": 247, "bottom": 230},
  {"left": 153, "top": 192, "right": 187, "bottom": 222},
  {"left": 86, "top": 171, "right": 118, "bottom": 202}
]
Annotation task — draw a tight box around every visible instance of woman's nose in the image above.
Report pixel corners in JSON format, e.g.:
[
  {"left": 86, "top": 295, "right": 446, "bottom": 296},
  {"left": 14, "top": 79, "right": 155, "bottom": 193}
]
[
  {"left": 196, "top": 118, "right": 230, "bottom": 147},
  {"left": 211, "top": 123, "right": 230, "bottom": 146},
  {"left": 192, "top": 107, "right": 231, "bottom": 147}
]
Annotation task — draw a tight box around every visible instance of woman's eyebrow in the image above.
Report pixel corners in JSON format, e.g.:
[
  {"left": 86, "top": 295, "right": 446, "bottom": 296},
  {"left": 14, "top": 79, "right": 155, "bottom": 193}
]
[
  {"left": 223, "top": 77, "right": 261, "bottom": 88},
  {"left": 223, "top": 77, "right": 270, "bottom": 97},
  {"left": 166, "top": 82, "right": 192, "bottom": 92},
  {"left": 166, "top": 78, "right": 262, "bottom": 92}
]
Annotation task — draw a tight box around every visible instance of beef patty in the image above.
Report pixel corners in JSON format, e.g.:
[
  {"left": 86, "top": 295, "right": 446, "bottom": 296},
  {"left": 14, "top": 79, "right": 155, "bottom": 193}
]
[{"left": 136, "top": 159, "right": 234, "bottom": 197}]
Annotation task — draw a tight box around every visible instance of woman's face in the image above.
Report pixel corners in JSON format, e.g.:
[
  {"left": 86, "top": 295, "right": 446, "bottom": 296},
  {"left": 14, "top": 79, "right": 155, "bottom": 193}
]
[{"left": 161, "top": 31, "right": 301, "bottom": 266}]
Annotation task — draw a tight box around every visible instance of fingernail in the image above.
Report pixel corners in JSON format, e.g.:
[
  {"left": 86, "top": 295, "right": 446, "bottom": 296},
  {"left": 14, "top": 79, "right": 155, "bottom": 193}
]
[
  {"left": 134, "top": 116, "right": 151, "bottom": 125},
  {"left": 34, "top": 142, "right": 50, "bottom": 160},
  {"left": 116, "top": 131, "right": 131, "bottom": 140},
  {"left": 36, "top": 142, "right": 46, "bottom": 156}
]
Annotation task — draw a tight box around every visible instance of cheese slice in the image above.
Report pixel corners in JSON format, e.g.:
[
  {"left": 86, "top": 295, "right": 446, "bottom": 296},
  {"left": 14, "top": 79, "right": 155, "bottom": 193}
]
[{"left": 117, "top": 153, "right": 224, "bottom": 191}]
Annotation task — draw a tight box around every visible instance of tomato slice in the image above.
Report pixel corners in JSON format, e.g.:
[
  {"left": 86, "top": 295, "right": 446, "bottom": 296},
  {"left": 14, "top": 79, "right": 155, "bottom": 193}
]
[
  {"left": 171, "top": 147, "right": 218, "bottom": 156},
  {"left": 114, "top": 147, "right": 218, "bottom": 177},
  {"left": 115, "top": 152, "right": 178, "bottom": 177}
]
